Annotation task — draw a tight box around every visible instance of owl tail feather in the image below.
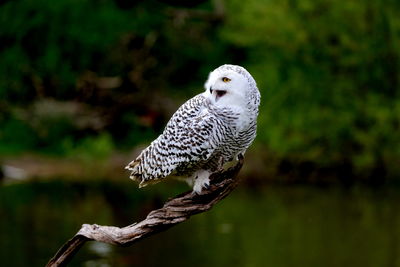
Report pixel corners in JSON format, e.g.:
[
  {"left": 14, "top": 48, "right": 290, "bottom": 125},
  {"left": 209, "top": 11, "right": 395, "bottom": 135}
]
[
  {"left": 125, "top": 160, "right": 141, "bottom": 181},
  {"left": 125, "top": 159, "right": 159, "bottom": 188},
  {"left": 139, "top": 180, "right": 148, "bottom": 188}
]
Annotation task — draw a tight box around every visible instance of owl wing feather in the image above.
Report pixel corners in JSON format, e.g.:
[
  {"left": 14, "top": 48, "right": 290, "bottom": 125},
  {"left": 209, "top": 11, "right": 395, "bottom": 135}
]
[{"left": 125, "top": 94, "right": 220, "bottom": 187}]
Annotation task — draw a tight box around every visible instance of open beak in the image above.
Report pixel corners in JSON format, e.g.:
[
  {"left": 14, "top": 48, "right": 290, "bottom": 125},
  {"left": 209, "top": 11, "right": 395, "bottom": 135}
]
[{"left": 210, "top": 88, "right": 227, "bottom": 102}]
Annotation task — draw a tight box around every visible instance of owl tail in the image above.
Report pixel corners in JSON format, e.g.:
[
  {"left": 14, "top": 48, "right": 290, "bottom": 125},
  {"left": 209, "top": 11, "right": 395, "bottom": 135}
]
[
  {"left": 125, "top": 159, "right": 154, "bottom": 188},
  {"left": 125, "top": 160, "right": 141, "bottom": 181}
]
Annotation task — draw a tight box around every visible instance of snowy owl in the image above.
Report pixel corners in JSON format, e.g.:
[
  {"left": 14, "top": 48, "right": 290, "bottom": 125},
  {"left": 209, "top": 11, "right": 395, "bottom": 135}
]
[{"left": 126, "top": 64, "right": 260, "bottom": 193}]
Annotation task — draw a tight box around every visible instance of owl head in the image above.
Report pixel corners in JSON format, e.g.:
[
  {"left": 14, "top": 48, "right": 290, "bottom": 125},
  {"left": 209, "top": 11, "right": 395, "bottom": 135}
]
[{"left": 204, "top": 64, "right": 260, "bottom": 111}]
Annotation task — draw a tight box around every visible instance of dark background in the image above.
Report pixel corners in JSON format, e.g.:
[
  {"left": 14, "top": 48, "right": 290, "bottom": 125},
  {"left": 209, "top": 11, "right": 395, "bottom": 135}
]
[
  {"left": 1, "top": 1, "right": 400, "bottom": 266},
  {"left": 1, "top": 0, "right": 399, "bottom": 183}
]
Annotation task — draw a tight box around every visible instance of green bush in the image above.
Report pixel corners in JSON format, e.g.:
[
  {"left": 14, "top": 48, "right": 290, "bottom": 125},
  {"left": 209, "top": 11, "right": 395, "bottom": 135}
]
[
  {"left": 0, "top": 0, "right": 399, "bottom": 179},
  {"left": 0, "top": 116, "right": 37, "bottom": 154},
  {"left": 221, "top": 0, "right": 400, "bottom": 177},
  {"left": 0, "top": 0, "right": 141, "bottom": 101}
]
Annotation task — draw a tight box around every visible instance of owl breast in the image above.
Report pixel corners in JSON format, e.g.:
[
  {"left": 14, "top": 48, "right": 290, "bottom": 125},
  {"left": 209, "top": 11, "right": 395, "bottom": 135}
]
[{"left": 176, "top": 102, "right": 257, "bottom": 176}]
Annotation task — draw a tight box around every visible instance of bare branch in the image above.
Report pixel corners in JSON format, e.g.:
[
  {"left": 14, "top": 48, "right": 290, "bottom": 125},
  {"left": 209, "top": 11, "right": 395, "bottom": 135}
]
[{"left": 46, "top": 156, "right": 244, "bottom": 267}]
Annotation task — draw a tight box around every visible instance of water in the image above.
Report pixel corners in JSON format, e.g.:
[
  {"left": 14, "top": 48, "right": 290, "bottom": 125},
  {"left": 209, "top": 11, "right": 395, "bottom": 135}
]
[{"left": 1, "top": 179, "right": 400, "bottom": 267}]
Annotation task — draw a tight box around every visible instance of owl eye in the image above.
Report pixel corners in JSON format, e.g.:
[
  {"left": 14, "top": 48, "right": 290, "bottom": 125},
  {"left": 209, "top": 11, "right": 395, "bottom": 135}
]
[{"left": 222, "top": 77, "right": 231, "bottom": 82}]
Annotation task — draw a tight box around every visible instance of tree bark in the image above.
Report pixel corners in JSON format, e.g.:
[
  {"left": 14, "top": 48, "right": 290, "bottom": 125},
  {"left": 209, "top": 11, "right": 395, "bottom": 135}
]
[{"left": 46, "top": 156, "right": 244, "bottom": 267}]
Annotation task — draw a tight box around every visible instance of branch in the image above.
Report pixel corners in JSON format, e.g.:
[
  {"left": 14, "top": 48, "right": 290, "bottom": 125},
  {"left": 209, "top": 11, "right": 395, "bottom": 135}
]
[{"left": 46, "top": 156, "right": 244, "bottom": 267}]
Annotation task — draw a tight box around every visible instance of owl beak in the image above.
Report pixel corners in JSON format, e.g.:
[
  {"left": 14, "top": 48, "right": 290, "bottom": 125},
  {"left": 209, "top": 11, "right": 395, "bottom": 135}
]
[
  {"left": 209, "top": 87, "right": 227, "bottom": 103},
  {"left": 213, "top": 89, "right": 227, "bottom": 102}
]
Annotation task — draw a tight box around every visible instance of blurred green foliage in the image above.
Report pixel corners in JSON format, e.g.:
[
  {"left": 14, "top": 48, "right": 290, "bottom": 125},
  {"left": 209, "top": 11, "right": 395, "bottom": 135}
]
[
  {"left": 221, "top": 0, "right": 400, "bottom": 179},
  {"left": 0, "top": 0, "right": 399, "bottom": 181}
]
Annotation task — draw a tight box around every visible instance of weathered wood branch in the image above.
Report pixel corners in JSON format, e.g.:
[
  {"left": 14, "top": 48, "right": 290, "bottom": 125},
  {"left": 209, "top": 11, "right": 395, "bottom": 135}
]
[{"left": 46, "top": 156, "right": 244, "bottom": 267}]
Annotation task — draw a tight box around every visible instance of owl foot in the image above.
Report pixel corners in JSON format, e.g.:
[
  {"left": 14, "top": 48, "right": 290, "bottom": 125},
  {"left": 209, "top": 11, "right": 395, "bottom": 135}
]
[{"left": 193, "top": 169, "right": 211, "bottom": 194}]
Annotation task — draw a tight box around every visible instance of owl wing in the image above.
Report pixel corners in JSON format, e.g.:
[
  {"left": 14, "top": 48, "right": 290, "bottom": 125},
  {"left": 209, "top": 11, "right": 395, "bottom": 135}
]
[{"left": 125, "top": 94, "right": 220, "bottom": 187}]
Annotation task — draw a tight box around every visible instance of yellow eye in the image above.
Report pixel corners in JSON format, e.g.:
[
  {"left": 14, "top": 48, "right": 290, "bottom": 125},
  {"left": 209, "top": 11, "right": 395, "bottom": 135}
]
[{"left": 222, "top": 77, "right": 231, "bottom": 82}]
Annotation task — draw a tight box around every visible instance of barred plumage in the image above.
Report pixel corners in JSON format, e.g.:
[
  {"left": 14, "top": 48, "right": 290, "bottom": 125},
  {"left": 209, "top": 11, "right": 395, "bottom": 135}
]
[{"left": 126, "top": 64, "right": 260, "bottom": 193}]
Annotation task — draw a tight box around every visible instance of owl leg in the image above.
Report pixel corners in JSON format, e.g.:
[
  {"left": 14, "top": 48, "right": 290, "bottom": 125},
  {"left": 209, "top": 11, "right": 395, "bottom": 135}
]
[{"left": 193, "top": 169, "right": 211, "bottom": 194}]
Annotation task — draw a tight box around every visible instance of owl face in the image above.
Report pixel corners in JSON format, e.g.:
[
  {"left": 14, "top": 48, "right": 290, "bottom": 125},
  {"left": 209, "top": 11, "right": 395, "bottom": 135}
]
[{"left": 204, "top": 64, "right": 259, "bottom": 110}]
